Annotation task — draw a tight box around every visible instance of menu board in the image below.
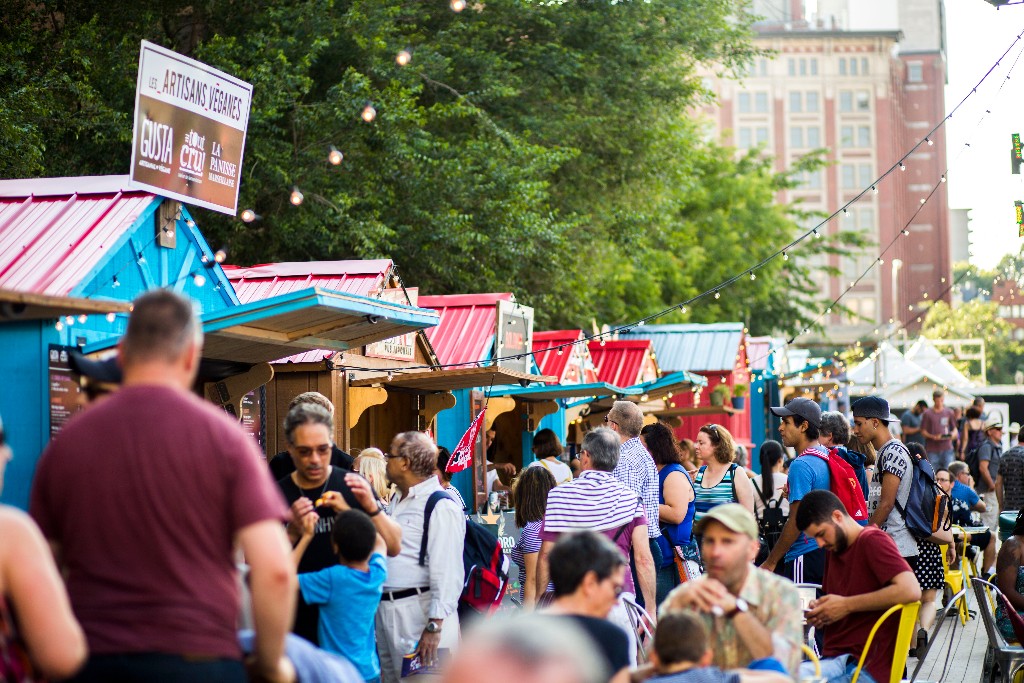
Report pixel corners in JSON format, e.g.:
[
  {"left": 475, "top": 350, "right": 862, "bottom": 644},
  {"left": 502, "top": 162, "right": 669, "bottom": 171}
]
[
  {"left": 239, "top": 387, "right": 266, "bottom": 453},
  {"left": 48, "top": 345, "right": 84, "bottom": 436}
]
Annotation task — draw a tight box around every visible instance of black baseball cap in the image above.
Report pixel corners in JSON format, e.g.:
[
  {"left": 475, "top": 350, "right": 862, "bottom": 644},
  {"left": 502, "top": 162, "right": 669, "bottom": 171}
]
[
  {"left": 851, "top": 396, "right": 895, "bottom": 422},
  {"left": 770, "top": 398, "right": 821, "bottom": 428},
  {"left": 68, "top": 350, "right": 122, "bottom": 384}
]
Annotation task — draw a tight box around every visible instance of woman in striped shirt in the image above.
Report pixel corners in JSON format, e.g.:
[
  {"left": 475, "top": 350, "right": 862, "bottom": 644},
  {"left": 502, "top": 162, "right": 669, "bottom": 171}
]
[
  {"left": 692, "top": 424, "right": 755, "bottom": 519},
  {"left": 511, "top": 466, "right": 557, "bottom": 606}
]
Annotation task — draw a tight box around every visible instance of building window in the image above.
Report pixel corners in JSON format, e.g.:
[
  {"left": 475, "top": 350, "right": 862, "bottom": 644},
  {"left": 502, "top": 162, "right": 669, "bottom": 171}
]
[
  {"left": 800, "top": 58, "right": 807, "bottom": 76},
  {"left": 857, "top": 125, "right": 871, "bottom": 147},
  {"left": 839, "top": 58, "right": 847, "bottom": 76},
  {"left": 738, "top": 128, "right": 752, "bottom": 149},
  {"left": 908, "top": 61, "right": 923, "bottom": 83},
  {"left": 756, "top": 127, "right": 769, "bottom": 145},
  {"left": 858, "top": 164, "right": 873, "bottom": 188},
  {"left": 859, "top": 207, "right": 875, "bottom": 230},
  {"left": 849, "top": 58, "right": 859, "bottom": 76},
  {"left": 788, "top": 59, "right": 796, "bottom": 76},
  {"left": 807, "top": 126, "right": 821, "bottom": 147},
  {"left": 790, "top": 126, "right": 804, "bottom": 148},
  {"left": 738, "top": 92, "right": 752, "bottom": 113},
  {"left": 806, "top": 91, "right": 820, "bottom": 113},
  {"left": 810, "top": 59, "right": 819, "bottom": 76},
  {"left": 839, "top": 91, "right": 853, "bottom": 113},
  {"left": 856, "top": 90, "right": 870, "bottom": 112},
  {"left": 789, "top": 92, "right": 802, "bottom": 113},
  {"left": 760, "top": 59, "right": 768, "bottom": 76},
  {"left": 841, "top": 125, "right": 854, "bottom": 147},
  {"left": 861, "top": 58, "right": 869, "bottom": 75},
  {"left": 755, "top": 92, "right": 769, "bottom": 113},
  {"left": 841, "top": 164, "right": 857, "bottom": 188}
]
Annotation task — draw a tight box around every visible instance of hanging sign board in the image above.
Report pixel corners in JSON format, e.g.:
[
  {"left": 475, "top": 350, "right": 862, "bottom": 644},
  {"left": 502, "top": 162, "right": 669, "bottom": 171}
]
[
  {"left": 129, "top": 40, "right": 253, "bottom": 216},
  {"left": 495, "top": 299, "right": 534, "bottom": 374},
  {"left": 365, "top": 288, "right": 419, "bottom": 361}
]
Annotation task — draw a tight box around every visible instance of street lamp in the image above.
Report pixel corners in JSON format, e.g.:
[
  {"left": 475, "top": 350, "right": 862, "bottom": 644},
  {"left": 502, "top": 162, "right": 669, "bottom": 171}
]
[{"left": 891, "top": 258, "right": 903, "bottom": 328}]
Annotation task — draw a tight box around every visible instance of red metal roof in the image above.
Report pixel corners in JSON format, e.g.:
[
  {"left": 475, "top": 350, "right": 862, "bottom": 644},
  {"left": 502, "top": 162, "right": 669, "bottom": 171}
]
[
  {"left": 587, "top": 339, "right": 660, "bottom": 388},
  {"left": 532, "top": 329, "right": 601, "bottom": 384},
  {"left": 223, "top": 259, "right": 393, "bottom": 302},
  {"left": 223, "top": 260, "right": 396, "bottom": 365},
  {"left": 0, "top": 175, "right": 157, "bottom": 296},
  {"left": 417, "top": 293, "right": 513, "bottom": 367}
]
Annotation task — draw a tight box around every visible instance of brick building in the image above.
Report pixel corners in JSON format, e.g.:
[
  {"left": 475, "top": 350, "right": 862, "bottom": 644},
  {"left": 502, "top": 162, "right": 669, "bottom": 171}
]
[{"left": 701, "top": 0, "right": 952, "bottom": 343}]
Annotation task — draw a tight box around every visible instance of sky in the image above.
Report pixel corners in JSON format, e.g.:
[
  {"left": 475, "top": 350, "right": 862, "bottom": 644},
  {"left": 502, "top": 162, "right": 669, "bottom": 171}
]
[{"left": 943, "top": 0, "right": 1024, "bottom": 268}]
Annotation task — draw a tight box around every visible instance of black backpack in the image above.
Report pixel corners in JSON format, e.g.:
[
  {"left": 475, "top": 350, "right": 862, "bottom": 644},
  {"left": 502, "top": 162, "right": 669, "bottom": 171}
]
[
  {"left": 894, "top": 450, "right": 952, "bottom": 541},
  {"left": 753, "top": 479, "right": 787, "bottom": 564},
  {"left": 420, "top": 491, "right": 510, "bottom": 614},
  {"left": 966, "top": 443, "right": 986, "bottom": 485}
]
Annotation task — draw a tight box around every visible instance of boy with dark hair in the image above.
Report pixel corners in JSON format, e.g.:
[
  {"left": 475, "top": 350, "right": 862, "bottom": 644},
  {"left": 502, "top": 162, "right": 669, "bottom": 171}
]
[
  {"left": 294, "top": 506, "right": 387, "bottom": 683},
  {"left": 795, "top": 489, "right": 920, "bottom": 683},
  {"left": 645, "top": 612, "right": 790, "bottom": 683}
]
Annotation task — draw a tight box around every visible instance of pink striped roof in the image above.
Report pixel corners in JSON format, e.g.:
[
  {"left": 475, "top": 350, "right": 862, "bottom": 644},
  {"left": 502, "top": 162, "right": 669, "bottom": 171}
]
[
  {"left": 223, "top": 260, "right": 396, "bottom": 365},
  {"left": 416, "top": 293, "right": 513, "bottom": 367},
  {"left": 0, "top": 176, "right": 157, "bottom": 296}
]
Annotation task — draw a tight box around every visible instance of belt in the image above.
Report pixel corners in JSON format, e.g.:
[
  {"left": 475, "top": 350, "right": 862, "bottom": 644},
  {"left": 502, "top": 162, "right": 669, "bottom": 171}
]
[{"left": 381, "top": 586, "right": 431, "bottom": 601}]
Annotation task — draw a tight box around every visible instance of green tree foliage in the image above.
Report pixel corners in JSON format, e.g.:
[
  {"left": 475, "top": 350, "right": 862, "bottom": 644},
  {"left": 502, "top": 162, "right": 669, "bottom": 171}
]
[
  {"left": 0, "top": 0, "right": 856, "bottom": 335},
  {"left": 921, "top": 299, "right": 1024, "bottom": 384}
]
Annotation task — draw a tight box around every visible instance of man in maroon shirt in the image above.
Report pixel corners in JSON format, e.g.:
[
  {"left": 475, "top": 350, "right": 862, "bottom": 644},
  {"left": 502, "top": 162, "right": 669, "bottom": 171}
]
[
  {"left": 31, "top": 290, "right": 296, "bottom": 683},
  {"left": 796, "top": 489, "right": 920, "bottom": 683}
]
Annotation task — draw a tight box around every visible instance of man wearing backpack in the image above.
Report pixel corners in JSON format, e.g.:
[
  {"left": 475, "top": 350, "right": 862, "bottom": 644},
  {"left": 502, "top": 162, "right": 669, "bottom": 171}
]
[
  {"left": 852, "top": 396, "right": 920, "bottom": 569},
  {"left": 377, "top": 431, "right": 465, "bottom": 683},
  {"left": 760, "top": 398, "right": 830, "bottom": 584},
  {"left": 976, "top": 417, "right": 1004, "bottom": 537}
]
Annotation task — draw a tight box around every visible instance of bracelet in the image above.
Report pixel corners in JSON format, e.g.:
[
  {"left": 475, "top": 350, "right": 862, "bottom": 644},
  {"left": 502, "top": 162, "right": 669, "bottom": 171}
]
[{"left": 367, "top": 506, "right": 382, "bottom": 517}]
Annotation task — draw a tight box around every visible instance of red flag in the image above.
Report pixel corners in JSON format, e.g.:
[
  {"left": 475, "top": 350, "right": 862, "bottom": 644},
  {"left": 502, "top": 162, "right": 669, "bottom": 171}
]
[{"left": 446, "top": 409, "right": 486, "bottom": 474}]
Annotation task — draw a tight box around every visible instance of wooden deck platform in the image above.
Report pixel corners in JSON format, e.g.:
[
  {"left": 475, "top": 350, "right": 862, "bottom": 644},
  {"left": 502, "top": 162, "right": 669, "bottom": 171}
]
[{"left": 908, "top": 593, "right": 989, "bottom": 683}]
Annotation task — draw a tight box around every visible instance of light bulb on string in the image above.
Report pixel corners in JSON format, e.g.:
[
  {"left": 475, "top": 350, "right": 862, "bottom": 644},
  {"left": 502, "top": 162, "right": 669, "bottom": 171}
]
[
  {"left": 396, "top": 50, "right": 412, "bottom": 66},
  {"left": 899, "top": 162, "right": 906, "bottom": 171},
  {"left": 872, "top": 185, "right": 878, "bottom": 194},
  {"left": 240, "top": 209, "right": 259, "bottom": 223},
  {"left": 361, "top": 103, "right": 377, "bottom": 122},
  {"left": 749, "top": 271, "right": 756, "bottom": 281},
  {"left": 940, "top": 175, "right": 946, "bottom": 183},
  {"left": 450, "top": 0, "right": 466, "bottom": 11},
  {"left": 214, "top": 248, "right": 227, "bottom": 264},
  {"left": 782, "top": 251, "right": 788, "bottom": 261},
  {"left": 55, "top": 320, "right": 64, "bottom": 331},
  {"left": 106, "top": 312, "right": 116, "bottom": 323},
  {"left": 926, "top": 137, "right": 933, "bottom": 146},
  {"left": 328, "top": 146, "right": 344, "bottom": 165},
  {"left": 290, "top": 187, "right": 304, "bottom": 206},
  {"left": 813, "top": 229, "right": 821, "bottom": 239},
  {"left": 902, "top": 229, "right": 910, "bottom": 236},
  {"left": 65, "top": 315, "right": 75, "bottom": 326},
  {"left": 920, "top": 198, "right": 927, "bottom": 204},
  {"left": 193, "top": 273, "right": 206, "bottom": 287},
  {"left": 77, "top": 314, "right": 87, "bottom": 324},
  {"left": 112, "top": 276, "right": 120, "bottom": 288},
  {"left": 714, "top": 290, "right": 720, "bottom": 299}
]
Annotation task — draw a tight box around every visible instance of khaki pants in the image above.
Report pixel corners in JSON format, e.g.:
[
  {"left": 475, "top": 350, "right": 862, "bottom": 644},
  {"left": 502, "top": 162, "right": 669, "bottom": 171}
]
[
  {"left": 376, "top": 591, "right": 460, "bottom": 683},
  {"left": 982, "top": 491, "right": 1000, "bottom": 547}
]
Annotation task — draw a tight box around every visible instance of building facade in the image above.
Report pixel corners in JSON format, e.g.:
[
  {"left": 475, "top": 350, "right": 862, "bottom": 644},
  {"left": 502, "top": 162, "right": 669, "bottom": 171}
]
[{"left": 702, "top": 0, "right": 951, "bottom": 343}]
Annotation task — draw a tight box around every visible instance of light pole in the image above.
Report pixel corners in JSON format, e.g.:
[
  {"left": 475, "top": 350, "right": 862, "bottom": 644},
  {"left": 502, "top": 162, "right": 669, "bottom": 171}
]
[{"left": 891, "top": 258, "right": 903, "bottom": 327}]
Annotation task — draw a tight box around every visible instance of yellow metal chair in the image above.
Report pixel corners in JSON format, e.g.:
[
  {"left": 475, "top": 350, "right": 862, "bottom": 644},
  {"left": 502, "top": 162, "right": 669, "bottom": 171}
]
[
  {"left": 801, "top": 643, "right": 821, "bottom": 678},
  {"left": 849, "top": 601, "right": 922, "bottom": 683},
  {"left": 942, "top": 538, "right": 970, "bottom": 624}
]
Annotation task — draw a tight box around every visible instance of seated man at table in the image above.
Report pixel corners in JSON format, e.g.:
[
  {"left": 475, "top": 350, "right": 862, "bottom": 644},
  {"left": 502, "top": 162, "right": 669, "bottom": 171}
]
[
  {"left": 796, "top": 490, "right": 921, "bottom": 683},
  {"left": 944, "top": 463, "right": 996, "bottom": 577}
]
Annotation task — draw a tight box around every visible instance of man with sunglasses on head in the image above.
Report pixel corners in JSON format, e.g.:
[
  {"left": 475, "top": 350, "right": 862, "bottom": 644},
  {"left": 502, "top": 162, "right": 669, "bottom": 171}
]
[{"left": 759, "top": 398, "right": 830, "bottom": 585}]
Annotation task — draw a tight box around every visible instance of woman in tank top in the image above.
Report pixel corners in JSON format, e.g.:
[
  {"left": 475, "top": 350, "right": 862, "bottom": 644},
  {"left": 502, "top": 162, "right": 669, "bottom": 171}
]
[
  {"left": 526, "top": 428, "right": 573, "bottom": 485},
  {"left": 692, "top": 423, "right": 755, "bottom": 518}
]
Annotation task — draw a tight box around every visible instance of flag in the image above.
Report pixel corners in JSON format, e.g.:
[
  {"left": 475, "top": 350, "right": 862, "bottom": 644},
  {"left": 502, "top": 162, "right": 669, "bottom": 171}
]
[{"left": 447, "top": 409, "right": 486, "bottom": 474}]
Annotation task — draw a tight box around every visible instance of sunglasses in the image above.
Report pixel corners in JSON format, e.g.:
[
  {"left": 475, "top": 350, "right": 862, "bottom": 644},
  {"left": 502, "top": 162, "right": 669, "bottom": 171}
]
[
  {"left": 603, "top": 415, "right": 618, "bottom": 427},
  {"left": 703, "top": 424, "right": 720, "bottom": 441}
]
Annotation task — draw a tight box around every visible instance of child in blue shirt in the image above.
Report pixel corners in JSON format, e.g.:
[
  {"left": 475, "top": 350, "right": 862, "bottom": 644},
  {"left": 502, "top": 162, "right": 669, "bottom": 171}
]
[{"left": 294, "top": 505, "right": 387, "bottom": 683}]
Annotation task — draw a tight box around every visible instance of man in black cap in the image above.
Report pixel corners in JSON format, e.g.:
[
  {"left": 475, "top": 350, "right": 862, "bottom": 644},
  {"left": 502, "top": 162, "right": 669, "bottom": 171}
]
[
  {"left": 759, "top": 398, "right": 830, "bottom": 585},
  {"left": 851, "top": 396, "right": 919, "bottom": 568}
]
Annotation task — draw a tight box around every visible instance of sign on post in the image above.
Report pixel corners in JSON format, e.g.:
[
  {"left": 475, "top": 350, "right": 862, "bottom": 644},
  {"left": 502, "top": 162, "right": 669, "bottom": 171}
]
[
  {"left": 495, "top": 299, "right": 534, "bottom": 374},
  {"left": 130, "top": 40, "right": 253, "bottom": 216}
]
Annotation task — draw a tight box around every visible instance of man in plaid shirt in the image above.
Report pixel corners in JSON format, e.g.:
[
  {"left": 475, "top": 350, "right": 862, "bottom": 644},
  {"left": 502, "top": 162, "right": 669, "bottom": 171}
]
[{"left": 605, "top": 400, "right": 663, "bottom": 606}]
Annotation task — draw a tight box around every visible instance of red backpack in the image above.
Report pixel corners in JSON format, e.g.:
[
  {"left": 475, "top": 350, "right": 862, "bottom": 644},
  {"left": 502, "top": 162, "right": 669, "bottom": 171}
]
[{"left": 804, "top": 447, "right": 869, "bottom": 522}]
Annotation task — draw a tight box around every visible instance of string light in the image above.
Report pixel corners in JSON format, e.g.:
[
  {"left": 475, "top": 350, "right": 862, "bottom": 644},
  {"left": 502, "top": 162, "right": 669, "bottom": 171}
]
[
  {"left": 290, "top": 187, "right": 304, "bottom": 206},
  {"left": 241, "top": 209, "right": 259, "bottom": 223},
  {"left": 193, "top": 273, "right": 206, "bottom": 287},
  {"left": 328, "top": 146, "right": 344, "bottom": 165},
  {"left": 926, "top": 137, "right": 933, "bottom": 146},
  {"left": 749, "top": 271, "right": 756, "bottom": 281},
  {"left": 714, "top": 290, "right": 720, "bottom": 299},
  {"left": 106, "top": 312, "right": 116, "bottom": 323},
  {"left": 872, "top": 185, "right": 878, "bottom": 194},
  {"left": 940, "top": 174, "right": 946, "bottom": 183},
  {"left": 55, "top": 320, "right": 64, "bottom": 331},
  {"left": 214, "top": 249, "right": 228, "bottom": 264},
  {"left": 77, "top": 314, "right": 87, "bottom": 324},
  {"left": 899, "top": 162, "right": 906, "bottom": 171},
  {"left": 396, "top": 50, "right": 411, "bottom": 66},
  {"left": 64, "top": 315, "right": 74, "bottom": 325},
  {"left": 782, "top": 251, "right": 788, "bottom": 261},
  {"left": 450, "top": 0, "right": 466, "bottom": 11},
  {"left": 361, "top": 104, "right": 377, "bottom": 123},
  {"left": 112, "top": 276, "right": 120, "bottom": 288}
]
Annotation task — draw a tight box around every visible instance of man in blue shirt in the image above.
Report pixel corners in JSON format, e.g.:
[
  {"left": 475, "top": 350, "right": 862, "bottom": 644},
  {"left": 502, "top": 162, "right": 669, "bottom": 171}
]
[
  {"left": 941, "top": 463, "right": 995, "bottom": 576},
  {"left": 760, "top": 398, "right": 829, "bottom": 585}
]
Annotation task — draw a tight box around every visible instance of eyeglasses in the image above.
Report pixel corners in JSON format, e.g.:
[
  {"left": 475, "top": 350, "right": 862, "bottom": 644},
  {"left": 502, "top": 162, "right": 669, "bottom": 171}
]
[
  {"left": 294, "top": 444, "right": 332, "bottom": 458},
  {"left": 385, "top": 453, "right": 407, "bottom": 461},
  {"left": 603, "top": 416, "right": 618, "bottom": 427}
]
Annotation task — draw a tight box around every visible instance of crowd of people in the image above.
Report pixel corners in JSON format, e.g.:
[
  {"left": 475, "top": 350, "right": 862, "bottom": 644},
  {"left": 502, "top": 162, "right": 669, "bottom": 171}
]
[{"left": 4, "top": 288, "right": 1024, "bottom": 683}]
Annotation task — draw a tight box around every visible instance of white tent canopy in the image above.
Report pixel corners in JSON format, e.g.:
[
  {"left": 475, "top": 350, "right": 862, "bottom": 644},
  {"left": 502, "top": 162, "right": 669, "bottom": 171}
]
[
  {"left": 904, "top": 337, "right": 976, "bottom": 390},
  {"left": 849, "top": 339, "right": 976, "bottom": 409}
]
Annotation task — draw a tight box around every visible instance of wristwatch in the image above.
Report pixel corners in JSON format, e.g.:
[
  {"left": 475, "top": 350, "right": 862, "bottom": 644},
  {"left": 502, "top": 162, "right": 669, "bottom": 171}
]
[
  {"left": 424, "top": 620, "right": 442, "bottom": 634},
  {"left": 726, "top": 598, "right": 749, "bottom": 619}
]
